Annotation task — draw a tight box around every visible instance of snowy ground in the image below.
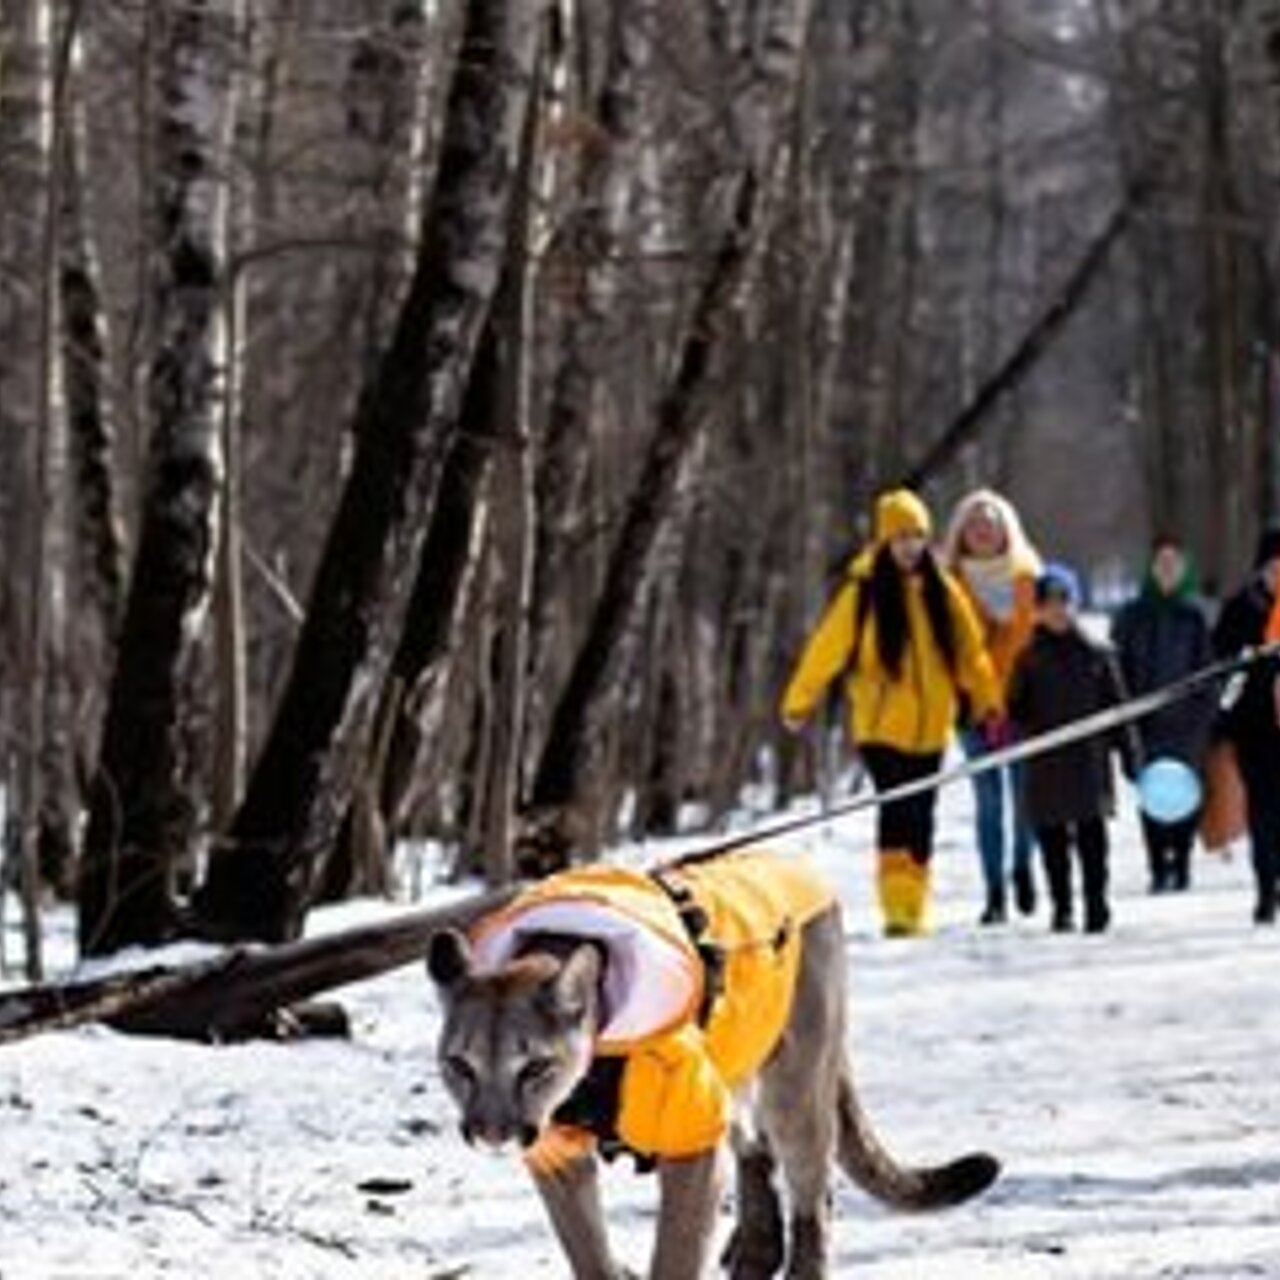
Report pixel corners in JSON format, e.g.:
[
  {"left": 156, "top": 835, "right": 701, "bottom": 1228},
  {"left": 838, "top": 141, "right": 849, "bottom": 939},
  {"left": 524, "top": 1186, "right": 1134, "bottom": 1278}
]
[{"left": 3, "top": 776, "right": 1279, "bottom": 1279}]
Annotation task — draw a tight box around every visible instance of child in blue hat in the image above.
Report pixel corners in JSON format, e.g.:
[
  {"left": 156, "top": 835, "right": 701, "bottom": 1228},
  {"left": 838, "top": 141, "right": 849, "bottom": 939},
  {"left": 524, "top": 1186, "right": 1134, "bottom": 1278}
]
[{"left": 1007, "top": 563, "right": 1137, "bottom": 932}]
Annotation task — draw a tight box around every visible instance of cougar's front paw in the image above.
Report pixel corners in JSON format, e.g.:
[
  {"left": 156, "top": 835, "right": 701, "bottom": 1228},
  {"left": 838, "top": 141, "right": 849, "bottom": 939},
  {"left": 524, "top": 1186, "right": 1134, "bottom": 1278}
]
[
  {"left": 721, "top": 1225, "right": 784, "bottom": 1279},
  {"left": 782, "top": 1214, "right": 827, "bottom": 1280}
]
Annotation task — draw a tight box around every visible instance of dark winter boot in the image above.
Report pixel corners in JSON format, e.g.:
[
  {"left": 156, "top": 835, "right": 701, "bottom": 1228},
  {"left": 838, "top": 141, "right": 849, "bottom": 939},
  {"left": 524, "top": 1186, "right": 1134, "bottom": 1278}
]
[
  {"left": 979, "top": 888, "right": 1007, "bottom": 926},
  {"left": 1084, "top": 901, "right": 1111, "bottom": 934},
  {"left": 1012, "top": 863, "right": 1036, "bottom": 916},
  {"left": 1143, "top": 816, "right": 1169, "bottom": 892},
  {"left": 1148, "top": 858, "right": 1168, "bottom": 895},
  {"left": 1170, "top": 844, "right": 1191, "bottom": 892},
  {"left": 1079, "top": 818, "right": 1111, "bottom": 935},
  {"left": 1254, "top": 891, "right": 1276, "bottom": 926},
  {"left": 1040, "top": 841, "right": 1072, "bottom": 933}
]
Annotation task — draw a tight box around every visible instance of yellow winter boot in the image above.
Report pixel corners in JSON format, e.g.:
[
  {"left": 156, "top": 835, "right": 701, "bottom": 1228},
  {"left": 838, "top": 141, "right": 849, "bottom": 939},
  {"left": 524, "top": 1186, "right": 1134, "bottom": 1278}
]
[{"left": 877, "top": 850, "right": 930, "bottom": 937}]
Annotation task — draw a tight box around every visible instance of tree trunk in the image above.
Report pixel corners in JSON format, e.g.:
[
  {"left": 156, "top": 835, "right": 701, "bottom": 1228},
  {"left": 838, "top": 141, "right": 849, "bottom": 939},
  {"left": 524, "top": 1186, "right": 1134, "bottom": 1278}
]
[
  {"left": 0, "top": 885, "right": 518, "bottom": 1046},
  {"left": 78, "top": 0, "right": 242, "bottom": 955},
  {"left": 526, "top": 0, "right": 647, "bottom": 745},
  {"left": 479, "top": 61, "right": 540, "bottom": 889},
  {"left": 0, "top": 3, "right": 46, "bottom": 678},
  {"left": 13, "top": 0, "right": 57, "bottom": 976},
  {"left": 320, "top": 12, "right": 548, "bottom": 903},
  {"left": 522, "top": 174, "right": 764, "bottom": 869},
  {"left": 195, "top": 0, "right": 543, "bottom": 944},
  {"left": 211, "top": 15, "right": 254, "bottom": 834},
  {"left": 211, "top": 249, "right": 247, "bottom": 832},
  {"left": 522, "top": 0, "right": 813, "bottom": 868},
  {"left": 60, "top": 4, "right": 125, "bottom": 642}
]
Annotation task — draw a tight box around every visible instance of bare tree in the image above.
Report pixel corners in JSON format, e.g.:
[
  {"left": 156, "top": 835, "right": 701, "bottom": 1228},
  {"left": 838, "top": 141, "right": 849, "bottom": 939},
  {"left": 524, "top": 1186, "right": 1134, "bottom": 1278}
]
[
  {"left": 521, "top": 0, "right": 815, "bottom": 867},
  {"left": 526, "top": 0, "right": 649, "bottom": 747},
  {"left": 9, "top": 0, "right": 59, "bottom": 977},
  {"left": 78, "top": 0, "right": 244, "bottom": 955},
  {"left": 194, "top": 0, "right": 544, "bottom": 942}
]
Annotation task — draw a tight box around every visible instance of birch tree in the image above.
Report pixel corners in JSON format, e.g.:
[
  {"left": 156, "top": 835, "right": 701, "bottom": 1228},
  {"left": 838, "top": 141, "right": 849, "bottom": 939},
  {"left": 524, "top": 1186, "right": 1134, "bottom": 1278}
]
[
  {"left": 60, "top": 4, "right": 125, "bottom": 640},
  {"left": 5, "top": 0, "right": 57, "bottom": 977},
  {"left": 79, "top": 0, "right": 243, "bottom": 955}
]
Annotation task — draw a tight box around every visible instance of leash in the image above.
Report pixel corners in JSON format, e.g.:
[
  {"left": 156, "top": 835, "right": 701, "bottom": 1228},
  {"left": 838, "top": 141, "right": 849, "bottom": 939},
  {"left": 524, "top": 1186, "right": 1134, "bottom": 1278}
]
[{"left": 669, "top": 640, "right": 1280, "bottom": 866}]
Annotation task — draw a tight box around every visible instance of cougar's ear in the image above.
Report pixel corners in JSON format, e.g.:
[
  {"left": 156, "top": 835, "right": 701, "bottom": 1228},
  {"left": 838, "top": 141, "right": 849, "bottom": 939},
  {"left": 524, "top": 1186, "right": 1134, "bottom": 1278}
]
[
  {"left": 548, "top": 944, "right": 602, "bottom": 1024},
  {"left": 427, "top": 928, "right": 473, "bottom": 990}
]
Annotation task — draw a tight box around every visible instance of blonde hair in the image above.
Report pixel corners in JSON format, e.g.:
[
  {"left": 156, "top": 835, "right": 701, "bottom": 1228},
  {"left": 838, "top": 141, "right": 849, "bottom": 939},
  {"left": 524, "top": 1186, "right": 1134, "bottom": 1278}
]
[{"left": 942, "top": 488, "right": 1041, "bottom": 574}]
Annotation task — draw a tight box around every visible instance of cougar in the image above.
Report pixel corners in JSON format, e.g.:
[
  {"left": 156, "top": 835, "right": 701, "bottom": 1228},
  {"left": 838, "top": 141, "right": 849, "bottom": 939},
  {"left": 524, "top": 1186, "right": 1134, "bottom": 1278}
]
[{"left": 426, "top": 850, "right": 999, "bottom": 1279}]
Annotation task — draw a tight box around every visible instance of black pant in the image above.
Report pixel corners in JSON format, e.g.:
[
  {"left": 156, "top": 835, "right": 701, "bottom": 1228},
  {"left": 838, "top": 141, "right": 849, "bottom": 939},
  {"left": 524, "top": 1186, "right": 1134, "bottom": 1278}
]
[
  {"left": 1140, "top": 811, "right": 1198, "bottom": 890},
  {"left": 1236, "top": 741, "right": 1280, "bottom": 910},
  {"left": 860, "top": 745, "right": 943, "bottom": 863},
  {"left": 1037, "top": 817, "right": 1109, "bottom": 929}
]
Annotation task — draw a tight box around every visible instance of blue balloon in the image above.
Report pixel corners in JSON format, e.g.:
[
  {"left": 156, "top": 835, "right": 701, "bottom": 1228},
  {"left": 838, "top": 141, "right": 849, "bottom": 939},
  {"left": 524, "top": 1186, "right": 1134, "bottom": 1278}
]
[{"left": 1136, "top": 757, "right": 1203, "bottom": 824}]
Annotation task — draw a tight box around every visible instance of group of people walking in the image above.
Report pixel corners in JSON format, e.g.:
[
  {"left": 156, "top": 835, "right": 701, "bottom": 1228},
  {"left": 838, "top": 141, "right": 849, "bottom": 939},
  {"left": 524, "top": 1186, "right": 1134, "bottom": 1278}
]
[{"left": 780, "top": 485, "right": 1280, "bottom": 939}]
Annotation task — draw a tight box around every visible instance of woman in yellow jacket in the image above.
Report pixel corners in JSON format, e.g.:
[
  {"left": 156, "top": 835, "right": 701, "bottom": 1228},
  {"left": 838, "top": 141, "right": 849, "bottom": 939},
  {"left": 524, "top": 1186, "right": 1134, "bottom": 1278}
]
[
  {"left": 781, "top": 488, "right": 1002, "bottom": 936},
  {"left": 942, "top": 488, "right": 1042, "bottom": 925}
]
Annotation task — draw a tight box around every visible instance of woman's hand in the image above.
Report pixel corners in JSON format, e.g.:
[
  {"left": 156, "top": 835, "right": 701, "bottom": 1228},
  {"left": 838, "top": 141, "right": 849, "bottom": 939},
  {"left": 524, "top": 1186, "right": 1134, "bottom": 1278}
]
[{"left": 978, "top": 713, "right": 1013, "bottom": 750}]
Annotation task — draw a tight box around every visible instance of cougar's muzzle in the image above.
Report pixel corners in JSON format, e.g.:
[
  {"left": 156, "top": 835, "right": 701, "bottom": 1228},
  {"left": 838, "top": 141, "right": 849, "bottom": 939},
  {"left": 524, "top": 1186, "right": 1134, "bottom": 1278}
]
[{"left": 460, "top": 1109, "right": 544, "bottom": 1151}]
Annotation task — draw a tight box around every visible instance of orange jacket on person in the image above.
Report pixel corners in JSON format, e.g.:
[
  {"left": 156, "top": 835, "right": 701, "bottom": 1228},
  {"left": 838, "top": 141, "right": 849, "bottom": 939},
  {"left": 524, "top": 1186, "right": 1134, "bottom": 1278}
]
[
  {"left": 780, "top": 489, "right": 1003, "bottom": 752},
  {"left": 1267, "top": 590, "right": 1280, "bottom": 644},
  {"left": 941, "top": 488, "right": 1043, "bottom": 690},
  {"left": 468, "top": 851, "right": 836, "bottom": 1164}
]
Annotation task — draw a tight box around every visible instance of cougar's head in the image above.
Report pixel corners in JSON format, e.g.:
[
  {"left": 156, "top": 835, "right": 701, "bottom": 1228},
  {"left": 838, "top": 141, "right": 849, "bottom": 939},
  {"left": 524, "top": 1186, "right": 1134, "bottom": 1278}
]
[{"left": 427, "top": 929, "right": 601, "bottom": 1150}]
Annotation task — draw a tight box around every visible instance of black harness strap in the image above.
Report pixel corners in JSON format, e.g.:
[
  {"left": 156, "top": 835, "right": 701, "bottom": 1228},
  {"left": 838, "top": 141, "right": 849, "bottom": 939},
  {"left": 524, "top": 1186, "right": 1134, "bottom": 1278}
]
[{"left": 649, "top": 869, "right": 726, "bottom": 1027}]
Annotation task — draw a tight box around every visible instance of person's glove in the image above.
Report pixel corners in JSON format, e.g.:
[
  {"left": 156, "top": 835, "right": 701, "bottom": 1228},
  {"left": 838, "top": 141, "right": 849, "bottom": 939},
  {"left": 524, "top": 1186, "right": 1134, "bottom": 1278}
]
[{"left": 979, "top": 713, "right": 1013, "bottom": 750}]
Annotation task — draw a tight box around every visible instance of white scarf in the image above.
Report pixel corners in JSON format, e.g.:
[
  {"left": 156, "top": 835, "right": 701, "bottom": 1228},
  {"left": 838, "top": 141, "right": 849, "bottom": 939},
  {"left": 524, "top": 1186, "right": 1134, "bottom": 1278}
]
[{"left": 959, "top": 552, "right": 1019, "bottom": 622}]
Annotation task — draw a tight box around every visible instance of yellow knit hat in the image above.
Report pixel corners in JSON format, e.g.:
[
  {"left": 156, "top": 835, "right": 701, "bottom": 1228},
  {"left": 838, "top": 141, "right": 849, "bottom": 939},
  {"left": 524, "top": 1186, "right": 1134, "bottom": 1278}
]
[{"left": 874, "top": 488, "right": 932, "bottom": 543}]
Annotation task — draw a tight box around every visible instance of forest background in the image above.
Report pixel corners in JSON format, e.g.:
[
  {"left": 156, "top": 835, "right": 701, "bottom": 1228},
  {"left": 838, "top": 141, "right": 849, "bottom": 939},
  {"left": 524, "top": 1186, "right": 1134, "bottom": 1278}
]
[{"left": 2, "top": 0, "right": 1278, "bottom": 978}]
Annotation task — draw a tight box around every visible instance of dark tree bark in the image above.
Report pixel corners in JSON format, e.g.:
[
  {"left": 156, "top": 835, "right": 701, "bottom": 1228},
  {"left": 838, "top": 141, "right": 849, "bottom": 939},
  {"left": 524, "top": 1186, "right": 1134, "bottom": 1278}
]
[
  {"left": 78, "top": 0, "right": 242, "bottom": 955},
  {"left": 195, "top": 0, "right": 543, "bottom": 943}
]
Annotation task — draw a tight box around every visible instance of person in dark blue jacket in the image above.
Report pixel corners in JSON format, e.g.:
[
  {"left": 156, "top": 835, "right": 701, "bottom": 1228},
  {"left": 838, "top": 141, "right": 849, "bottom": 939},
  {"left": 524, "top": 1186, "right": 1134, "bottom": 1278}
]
[{"left": 1111, "top": 535, "right": 1215, "bottom": 893}]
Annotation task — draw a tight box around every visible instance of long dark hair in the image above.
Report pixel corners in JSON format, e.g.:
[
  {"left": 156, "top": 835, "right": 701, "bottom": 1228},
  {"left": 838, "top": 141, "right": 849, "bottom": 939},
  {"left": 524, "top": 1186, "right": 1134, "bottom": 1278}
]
[{"left": 869, "top": 544, "right": 959, "bottom": 680}]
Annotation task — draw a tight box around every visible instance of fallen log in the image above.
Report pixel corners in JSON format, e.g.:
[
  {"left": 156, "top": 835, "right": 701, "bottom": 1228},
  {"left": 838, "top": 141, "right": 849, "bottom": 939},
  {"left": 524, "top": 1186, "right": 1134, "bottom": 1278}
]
[{"left": 0, "top": 885, "right": 517, "bottom": 1046}]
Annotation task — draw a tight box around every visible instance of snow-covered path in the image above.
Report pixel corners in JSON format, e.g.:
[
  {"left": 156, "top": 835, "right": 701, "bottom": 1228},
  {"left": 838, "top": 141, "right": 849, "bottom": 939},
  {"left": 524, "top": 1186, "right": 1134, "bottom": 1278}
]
[{"left": 3, "top": 783, "right": 1279, "bottom": 1278}]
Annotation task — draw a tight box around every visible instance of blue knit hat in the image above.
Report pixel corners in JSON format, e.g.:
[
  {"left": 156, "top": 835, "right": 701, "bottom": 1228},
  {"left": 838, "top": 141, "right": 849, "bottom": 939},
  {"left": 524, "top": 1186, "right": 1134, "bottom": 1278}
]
[{"left": 1035, "top": 561, "right": 1081, "bottom": 606}]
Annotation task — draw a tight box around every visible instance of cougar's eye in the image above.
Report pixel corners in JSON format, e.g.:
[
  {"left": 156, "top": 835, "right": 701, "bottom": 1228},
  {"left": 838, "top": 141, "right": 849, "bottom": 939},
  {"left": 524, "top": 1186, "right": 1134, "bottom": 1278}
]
[
  {"left": 442, "top": 1054, "right": 476, "bottom": 1091},
  {"left": 517, "top": 1057, "right": 558, "bottom": 1092}
]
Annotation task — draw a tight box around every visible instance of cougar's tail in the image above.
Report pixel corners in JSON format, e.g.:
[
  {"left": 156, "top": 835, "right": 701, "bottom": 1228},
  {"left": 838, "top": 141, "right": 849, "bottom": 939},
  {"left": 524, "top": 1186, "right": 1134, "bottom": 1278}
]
[{"left": 836, "top": 1071, "right": 1000, "bottom": 1211}]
